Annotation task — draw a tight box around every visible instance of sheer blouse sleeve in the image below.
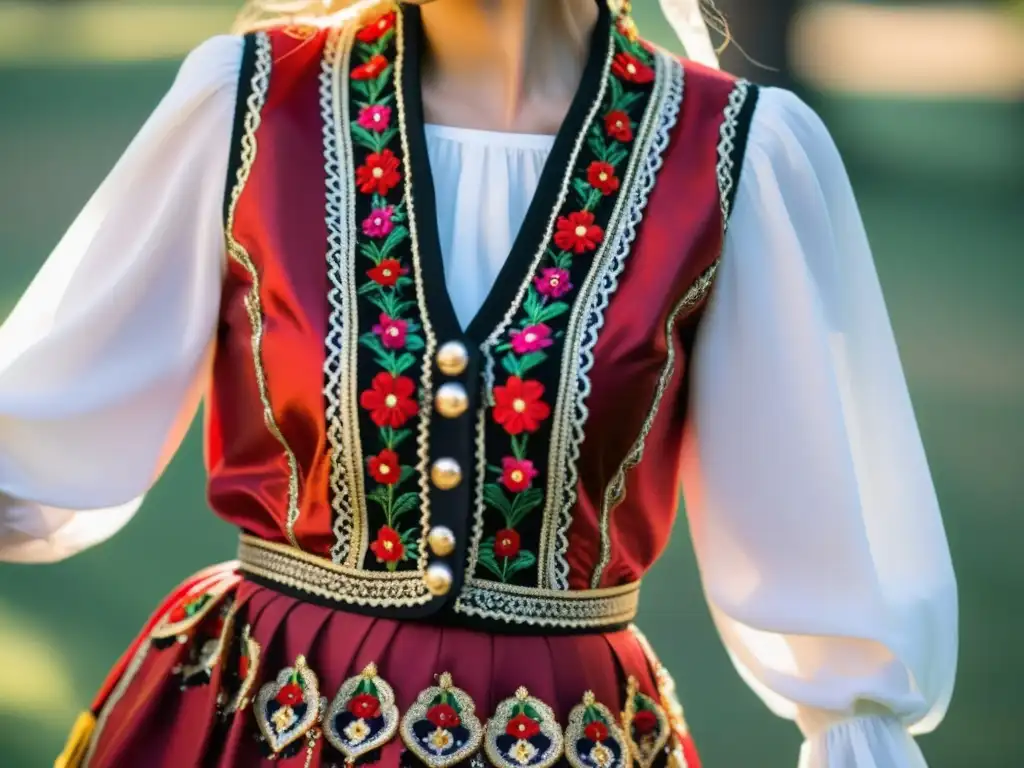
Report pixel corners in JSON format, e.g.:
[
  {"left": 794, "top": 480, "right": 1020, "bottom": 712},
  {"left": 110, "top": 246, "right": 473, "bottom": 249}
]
[
  {"left": 0, "top": 35, "right": 243, "bottom": 563},
  {"left": 681, "top": 87, "right": 958, "bottom": 767}
]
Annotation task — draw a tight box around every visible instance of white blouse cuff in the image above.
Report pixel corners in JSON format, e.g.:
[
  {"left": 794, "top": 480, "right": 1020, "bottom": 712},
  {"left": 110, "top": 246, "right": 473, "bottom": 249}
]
[{"left": 798, "top": 715, "right": 927, "bottom": 768}]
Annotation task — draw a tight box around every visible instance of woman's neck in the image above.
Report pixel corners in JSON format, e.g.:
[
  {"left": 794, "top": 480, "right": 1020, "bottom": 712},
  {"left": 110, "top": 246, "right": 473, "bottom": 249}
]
[{"left": 418, "top": 0, "right": 599, "bottom": 133}]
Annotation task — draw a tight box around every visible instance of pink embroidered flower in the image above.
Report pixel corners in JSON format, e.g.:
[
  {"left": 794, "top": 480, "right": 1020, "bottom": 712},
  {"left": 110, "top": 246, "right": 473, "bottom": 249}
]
[
  {"left": 534, "top": 267, "right": 572, "bottom": 298},
  {"left": 510, "top": 323, "right": 553, "bottom": 354},
  {"left": 357, "top": 104, "right": 392, "bottom": 133},
  {"left": 501, "top": 457, "right": 538, "bottom": 492},
  {"left": 362, "top": 206, "right": 395, "bottom": 238},
  {"left": 373, "top": 313, "right": 407, "bottom": 349}
]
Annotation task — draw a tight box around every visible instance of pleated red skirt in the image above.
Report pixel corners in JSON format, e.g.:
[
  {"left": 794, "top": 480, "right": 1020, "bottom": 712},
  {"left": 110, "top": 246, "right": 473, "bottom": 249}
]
[{"left": 77, "top": 565, "right": 699, "bottom": 768}]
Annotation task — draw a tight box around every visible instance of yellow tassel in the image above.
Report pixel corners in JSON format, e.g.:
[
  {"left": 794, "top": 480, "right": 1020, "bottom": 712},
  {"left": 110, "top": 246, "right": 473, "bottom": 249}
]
[{"left": 54, "top": 711, "right": 96, "bottom": 768}]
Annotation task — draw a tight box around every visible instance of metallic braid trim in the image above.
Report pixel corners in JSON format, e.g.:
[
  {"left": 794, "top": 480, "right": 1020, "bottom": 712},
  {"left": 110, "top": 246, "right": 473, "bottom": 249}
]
[
  {"left": 455, "top": 578, "right": 641, "bottom": 629},
  {"left": 224, "top": 33, "right": 304, "bottom": 548},
  {"left": 716, "top": 78, "right": 751, "bottom": 226},
  {"left": 324, "top": 26, "right": 364, "bottom": 564},
  {"left": 542, "top": 50, "right": 677, "bottom": 593},
  {"left": 394, "top": 9, "right": 437, "bottom": 575},
  {"left": 239, "top": 534, "right": 431, "bottom": 606}
]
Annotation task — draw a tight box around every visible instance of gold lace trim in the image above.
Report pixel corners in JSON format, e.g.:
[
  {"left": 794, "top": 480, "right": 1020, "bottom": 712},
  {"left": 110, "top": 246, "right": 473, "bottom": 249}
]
[
  {"left": 238, "top": 534, "right": 432, "bottom": 607},
  {"left": 224, "top": 32, "right": 304, "bottom": 549}
]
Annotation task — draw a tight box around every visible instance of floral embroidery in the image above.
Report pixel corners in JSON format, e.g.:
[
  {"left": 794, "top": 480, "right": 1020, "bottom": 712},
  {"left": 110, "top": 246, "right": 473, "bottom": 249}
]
[
  {"left": 254, "top": 655, "right": 325, "bottom": 757},
  {"left": 172, "top": 597, "right": 235, "bottom": 689},
  {"left": 484, "top": 687, "right": 564, "bottom": 768},
  {"left": 621, "top": 677, "right": 670, "bottom": 768},
  {"left": 219, "top": 623, "right": 261, "bottom": 718},
  {"left": 349, "top": 9, "right": 427, "bottom": 575},
  {"left": 565, "top": 691, "right": 629, "bottom": 768},
  {"left": 150, "top": 580, "right": 236, "bottom": 649},
  {"left": 400, "top": 672, "right": 483, "bottom": 767},
  {"left": 324, "top": 662, "right": 400, "bottom": 763},
  {"left": 474, "top": 10, "right": 656, "bottom": 589}
]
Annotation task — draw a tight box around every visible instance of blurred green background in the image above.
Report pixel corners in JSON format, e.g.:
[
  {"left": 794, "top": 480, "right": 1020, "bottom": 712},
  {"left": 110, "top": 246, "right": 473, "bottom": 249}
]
[{"left": 0, "top": 0, "right": 1021, "bottom": 765}]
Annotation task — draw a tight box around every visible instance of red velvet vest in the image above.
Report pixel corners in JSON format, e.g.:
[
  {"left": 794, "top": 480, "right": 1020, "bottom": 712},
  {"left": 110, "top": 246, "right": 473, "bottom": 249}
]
[{"left": 209, "top": 3, "right": 759, "bottom": 632}]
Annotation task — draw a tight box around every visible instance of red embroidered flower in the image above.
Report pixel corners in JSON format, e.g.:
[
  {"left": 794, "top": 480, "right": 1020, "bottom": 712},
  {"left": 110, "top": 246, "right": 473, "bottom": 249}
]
[
  {"left": 505, "top": 713, "right": 541, "bottom": 739},
  {"left": 510, "top": 323, "right": 553, "bottom": 355},
  {"left": 492, "top": 377, "right": 550, "bottom": 435},
  {"left": 500, "top": 457, "right": 538, "bottom": 493},
  {"left": 348, "top": 693, "right": 382, "bottom": 719},
  {"left": 373, "top": 313, "right": 408, "bottom": 349},
  {"left": 494, "top": 528, "right": 521, "bottom": 559},
  {"left": 351, "top": 54, "right": 389, "bottom": 81},
  {"left": 360, "top": 372, "right": 418, "bottom": 427},
  {"left": 362, "top": 206, "right": 395, "bottom": 238},
  {"left": 357, "top": 104, "right": 392, "bottom": 132},
  {"left": 356, "top": 149, "right": 401, "bottom": 195},
  {"left": 238, "top": 653, "right": 250, "bottom": 681},
  {"left": 168, "top": 601, "right": 189, "bottom": 623},
  {"left": 426, "top": 703, "right": 461, "bottom": 729},
  {"left": 366, "top": 258, "right": 408, "bottom": 287},
  {"left": 368, "top": 449, "right": 401, "bottom": 485},
  {"left": 585, "top": 720, "right": 610, "bottom": 742},
  {"left": 612, "top": 52, "right": 654, "bottom": 84},
  {"left": 534, "top": 267, "right": 573, "bottom": 298},
  {"left": 554, "top": 211, "right": 604, "bottom": 255},
  {"left": 276, "top": 682, "right": 303, "bottom": 707},
  {"left": 370, "top": 526, "right": 405, "bottom": 563},
  {"left": 356, "top": 12, "right": 396, "bottom": 43},
  {"left": 633, "top": 709, "right": 659, "bottom": 735},
  {"left": 587, "top": 161, "right": 620, "bottom": 195},
  {"left": 604, "top": 110, "right": 633, "bottom": 142}
]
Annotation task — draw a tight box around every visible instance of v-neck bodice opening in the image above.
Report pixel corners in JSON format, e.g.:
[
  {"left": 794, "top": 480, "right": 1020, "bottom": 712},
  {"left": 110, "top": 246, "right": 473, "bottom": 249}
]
[{"left": 401, "top": 1, "right": 613, "bottom": 347}]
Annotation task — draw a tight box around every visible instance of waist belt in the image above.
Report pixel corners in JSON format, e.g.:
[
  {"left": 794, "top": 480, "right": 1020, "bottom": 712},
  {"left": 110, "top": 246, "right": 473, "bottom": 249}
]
[{"left": 237, "top": 534, "right": 641, "bottom": 634}]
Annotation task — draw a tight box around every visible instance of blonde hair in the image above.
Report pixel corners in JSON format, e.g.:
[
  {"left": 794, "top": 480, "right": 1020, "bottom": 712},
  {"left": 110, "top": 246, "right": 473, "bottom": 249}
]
[
  {"left": 233, "top": 0, "right": 732, "bottom": 56},
  {"left": 233, "top": 0, "right": 388, "bottom": 34}
]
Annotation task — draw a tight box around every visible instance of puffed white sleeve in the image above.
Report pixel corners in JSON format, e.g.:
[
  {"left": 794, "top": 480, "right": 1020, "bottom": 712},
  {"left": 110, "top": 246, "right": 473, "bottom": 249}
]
[
  {"left": 681, "top": 87, "right": 958, "bottom": 767},
  {"left": 0, "top": 35, "right": 243, "bottom": 563}
]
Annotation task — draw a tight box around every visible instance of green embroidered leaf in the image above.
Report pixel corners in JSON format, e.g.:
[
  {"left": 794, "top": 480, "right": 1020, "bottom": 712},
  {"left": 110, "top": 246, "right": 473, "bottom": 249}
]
[
  {"left": 404, "top": 334, "right": 425, "bottom": 351},
  {"left": 359, "top": 240, "right": 385, "bottom": 264},
  {"left": 351, "top": 122, "right": 387, "bottom": 154},
  {"left": 398, "top": 465, "right": 415, "bottom": 484},
  {"left": 477, "top": 540, "right": 504, "bottom": 579},
  {"left": 553, "top": 251, "right": 574, "bottom": 270},
  {"left": 533, "top": 301, "right": 570, "bottom": 325},
  {"left": 494, "top": 341, "right": 512, "bottom": 354},
  {"left": 486, "top": 463, "right": 504, "bottom": 475},
  {"left": 501, "top": 354, "right": 523, "bottom": 378},
  {"left": 515, "top": 351, "right": 547, "bottom": 376},
  {"left": 350, "top": 79, "right": 371, "bottom": 99},
  {"left": 367, "top": 33, "right": 393, "bottom": 57},
  {"left": 393, "top": 352, "right": 418, "bottom": 375},
  {"left": 608, "top": 75, "right": 628, "bottom": 112},
  {"left": 606, "top": 143, "right": 630, "bottom": 170},
  {"left": 523, "top": 704, "right": 541, "bottom": 720},
  {"left": 619, "top": 90, "right": 644, "bottom": 113},
  {"left": 391, "top": 491, "right": 419, "bottom": 520},
  {"left": 402, "top": 538, "right": 419, "bottom": 559},
  {"left": 394, "top": 276, "right": 415, "bottom": 291},
  {"left": 584, "top": 187, "right": 604, "bottom": 213},
  {"left": 582, "top": 708, "right": 602, "bottom": 725},
  {"left": 507, "top": 487, "right": 544, "bottom": 528},
  {"left": 510, "top": 435, "right": 527, "bottom": 461},
  {"left": 357, "top": 280, "right": 382, "bottom": 297},
  {"left": 359, "top": 332, "right": 389, "bottom": 359},
  {"left": 573, "top": 176, "right": 593, "bottom": 207},
  {"left": 377, "top": 225, "right": 410, "bottom": 259},
  {"left": 383, "top": 427, "right": 413, "bottom": 448},
  {"left": 521, "top": 285, "right": 544, "bottom": 323},
  {"left": 504, "top": 550, "right": 537, "bottom": 577},
  {"left": 367, "top": 487, "right": 390, "bottom": 509},
  {"left": 363, "top": 66, "right": 394, "bottom": 103},
  {"left": 483, "top": 484, "right": 514, "bottom": 519},
  {"left": 588, "top": 130, "right": 610, "bottom": 163}
]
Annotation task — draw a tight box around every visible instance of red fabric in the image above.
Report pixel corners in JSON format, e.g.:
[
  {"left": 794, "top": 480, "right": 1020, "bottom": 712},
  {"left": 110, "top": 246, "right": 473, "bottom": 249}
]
[
  {"left": 567, "top": 62, "right": 740, "bottom": 590},
  {"left": 86, "top": 579, "right": 701, "bottom": 767}
]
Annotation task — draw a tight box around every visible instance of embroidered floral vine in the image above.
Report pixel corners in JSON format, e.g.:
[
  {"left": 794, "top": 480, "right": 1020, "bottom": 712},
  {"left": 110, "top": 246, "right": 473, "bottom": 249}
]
[
  {"left": 477, "top": 11, "right": 656, "bottom": 586},
  {"left": 351, "top": 10, "right": 425, "bottom": 573}
]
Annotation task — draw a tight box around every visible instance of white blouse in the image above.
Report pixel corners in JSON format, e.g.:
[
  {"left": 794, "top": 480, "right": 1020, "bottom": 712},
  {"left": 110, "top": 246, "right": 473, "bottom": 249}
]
[{"left": 0, "top": 35, "right": 956, "bottom": 768}]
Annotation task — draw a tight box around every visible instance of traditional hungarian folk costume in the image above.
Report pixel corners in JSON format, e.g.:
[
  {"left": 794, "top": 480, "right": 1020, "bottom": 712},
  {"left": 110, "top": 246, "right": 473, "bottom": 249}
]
[{"left": 0, "top": 3, "right": 956, "bottom": 767}]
